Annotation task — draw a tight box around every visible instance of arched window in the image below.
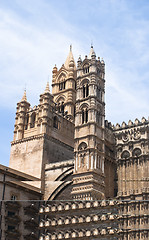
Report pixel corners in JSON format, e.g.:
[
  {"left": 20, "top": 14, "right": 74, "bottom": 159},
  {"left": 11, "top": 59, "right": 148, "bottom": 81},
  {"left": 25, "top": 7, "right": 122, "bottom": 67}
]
[
  {"left": 83, "top": 66, "right": 89, "bottom": 74},
  {"left": 61, "top": 102, "right": 64, "bottom": 114},
  {"left": 83, "top": 86, "right": 86, "bottom": 98},
  {"left": 83, "top": 85, "right": 89, "bottom": 98},
  {"left": 121, "top": 150, "right": 130, "bottom": 159},
  {"left": 86, "top": 84, "right": 89, "bottom": 97},
  {"left": 53, "top": 116, "right": 58, "bottom": 129},
  {"left": 78, "top": 142, "right": 87, "bottom": 151},
  {"left": 132, "top": 148, "right": 141, "bottom": 157},
  {"left": 30, "top": 112, "right": 36, "bottom": 128},
  {"left": 25, "top": 114, "right": 29, "bottom": 130},
  {"left": 59, "top": 81, "right": 66, "bottom": 90},
  {"left": 82, "top": 110, "right": 84, "bottom": 124},
  {"left": 11, "top": 195, "right": 17, "bottom": 201},
  {"left": 82, "top": 109, "right": 88, "bottom": 124},
  {"left": 85, "top": 109, "right": 88, "bottom": 123}
]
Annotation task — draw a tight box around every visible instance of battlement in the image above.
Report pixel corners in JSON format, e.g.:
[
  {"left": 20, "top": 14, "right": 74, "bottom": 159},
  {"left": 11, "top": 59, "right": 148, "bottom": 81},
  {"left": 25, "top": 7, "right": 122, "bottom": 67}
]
[
  {"left": 113, "top": 117, "right": 149, "bottom": 131},
  {"left": 105, "top": 120, "right": 113, "bottom": 130}
]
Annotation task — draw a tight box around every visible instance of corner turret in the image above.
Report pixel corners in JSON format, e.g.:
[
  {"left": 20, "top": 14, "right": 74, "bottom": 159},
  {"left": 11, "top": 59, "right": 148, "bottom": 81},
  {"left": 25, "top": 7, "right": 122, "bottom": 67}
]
[{"left": 13, "top": 90, "right": 30, "bottom": 141}]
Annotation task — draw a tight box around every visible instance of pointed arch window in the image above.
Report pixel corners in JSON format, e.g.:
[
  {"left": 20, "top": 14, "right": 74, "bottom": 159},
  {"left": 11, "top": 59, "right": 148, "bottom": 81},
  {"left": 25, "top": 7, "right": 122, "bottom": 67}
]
[
  {"left": 61, "top": 102, "right": 64, "bottom": 114},
  {"left": 30, "top": 112, "right": 36, "bottom": 128},
  {"left": 82, "top": 108, "right": 88, "bottom": 124},
  {"left": 86, "top": 84, "right": 89, "bottom": 97},
  {"left": 25, "top": 114, "right": 29, "bottom": 130},
  {"left": 83, "top": 84, "right": 89, "bottom": 98},
  {"left": 83, "top": 66, "right": 89, "bottom": 74},
  {"left": 53, "top": 116, "right": 59, "bottom": 129},
  {"left": 82, "top": 110, "right": 84, "bottom": 124},
  {"left": 59, "top": 81, "right": 66, "bottom": 90},
  {"left": 83, "top": 86, "right": 86, "bottom": 98},
  {"left": 57, "top": 102, "right": 65, "bottom": 115}
]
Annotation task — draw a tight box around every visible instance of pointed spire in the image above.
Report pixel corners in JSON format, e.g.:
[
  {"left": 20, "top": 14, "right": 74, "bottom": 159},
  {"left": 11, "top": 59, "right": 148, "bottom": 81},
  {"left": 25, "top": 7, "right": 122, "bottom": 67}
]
[
  {"left": 44, "top": 81, "right": 50, "bottom": 93},
  {"left": 88, "top": 45, "right": 96, "bottom": 59},
  {"left": 64, "top": 45, "right": 76, "bottom": 69},
  {"left": 21, "top": 90, "right": 27, "bottom": 102}
]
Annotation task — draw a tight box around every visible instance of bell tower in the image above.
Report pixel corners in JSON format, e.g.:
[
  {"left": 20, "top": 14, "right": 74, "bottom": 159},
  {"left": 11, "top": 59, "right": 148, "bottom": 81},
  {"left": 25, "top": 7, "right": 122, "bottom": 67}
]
[
  {"left": 52, "top": 45, "right": 76, "bottom": 121},
  {"left": 71, "top": 46, "right": 106, "bottom": 200}
]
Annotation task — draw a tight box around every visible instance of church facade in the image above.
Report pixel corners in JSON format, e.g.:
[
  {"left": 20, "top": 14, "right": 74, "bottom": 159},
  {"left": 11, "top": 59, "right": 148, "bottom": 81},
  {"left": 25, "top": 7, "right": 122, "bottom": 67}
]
[{"left": 0, "top": 46, "right": 148, "bottom": 240}]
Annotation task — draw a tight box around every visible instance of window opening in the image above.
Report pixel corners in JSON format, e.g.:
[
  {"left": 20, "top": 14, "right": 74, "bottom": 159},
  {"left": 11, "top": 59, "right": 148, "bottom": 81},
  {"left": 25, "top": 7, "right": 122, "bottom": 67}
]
[
  {"left": 8, "top": 211, "right": 15, "bottom": 217},
  {"left": 53, "top": 116, "right": 58, "bottom": 129},
  {"left": 86, "top": 84, "right": 89, "bottom": 97},
  {"left": 8, "top": 225, "right": 15, "bottom": 231},
  {"left": 11, "top": 195, "right": 17, "bottom": 201},
  {"left": 59, "top": 81, "right": 66, "bottom": 91},
  {"left": 30, "top": 112, "right": 36, "bottom": 128},
  {"left": 25, "top": 114, "right": 29, "bottom": 130},
  {"left": 82, "top": 110, "right": 84, "bottom": 124}
]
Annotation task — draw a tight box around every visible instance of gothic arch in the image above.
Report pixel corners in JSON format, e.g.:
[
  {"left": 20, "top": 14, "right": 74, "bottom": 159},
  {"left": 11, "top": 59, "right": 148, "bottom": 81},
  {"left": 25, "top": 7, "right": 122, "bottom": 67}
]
[
  {"left": 78, "top": 142, "right": 87, "bottom": 151},
  {"left": 30, "top": 112, "right": 36, "bottom": 128},
  {"left": 79, "top": 103, "right": 89, "bottom": 110},
  {"left": 57, "top": 71, "right": 67, "bottom": 83},
  {"left": 53, "top": 116, "right": 59, "bottom": 129},
  {"left": 55, "top": 95, "right": 66, "bottom": 103},
  {"left": 48, "top": 181, "right": 72, "bottom": 200},
  {"left": 80, "top": 78, "right": 89, "bottom": 87},
  {"left": 132, "top": 148, "right": 142, "bottom": 157},
  {"left": 121, "top": 150, "right": 130, "bottom": 159}
]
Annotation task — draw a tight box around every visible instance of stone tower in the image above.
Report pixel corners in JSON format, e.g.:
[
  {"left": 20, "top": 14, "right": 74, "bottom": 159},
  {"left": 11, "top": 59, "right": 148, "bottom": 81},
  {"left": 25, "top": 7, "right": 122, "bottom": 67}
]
[
  {"left": 71, "top": 46, "right": 106, "bottom": 200},
  {"left": 9, "top": 82, "right": 74, "bottom": 190},
  {"left": 52, "top": 45, "right": 76, "bottom": 121}
]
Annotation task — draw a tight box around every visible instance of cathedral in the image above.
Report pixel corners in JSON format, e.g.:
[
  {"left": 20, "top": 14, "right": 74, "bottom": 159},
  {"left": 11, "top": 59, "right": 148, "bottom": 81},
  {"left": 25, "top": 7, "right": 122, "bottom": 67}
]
[{"left": 0, "top": 46, "right": 148, "bottom": 240}]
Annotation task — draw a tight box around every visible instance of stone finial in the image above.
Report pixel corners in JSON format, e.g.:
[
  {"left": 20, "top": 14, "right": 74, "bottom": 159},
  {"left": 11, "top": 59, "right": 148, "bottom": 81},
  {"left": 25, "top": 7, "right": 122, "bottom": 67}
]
[
  {"left": 128, "top": 120, "right": 133, "bottom": 126},
  {"left": 21, "top": 90, "right": 27, "bottom": 102},
  {"left": 141, "top": 117, "right": 146, "bottom": 123},
  {"left": 89, "top": 45, "right": 96, "bottom": 59},
  {"left": 135, "top": 118, "right": 140, "bottom": 125},
  {"left": 77, "top": 55, "right": 82, "bottom": 62},
  {"left": 44, "top": 82, "right": 50, "bottom": 93},
  {"left": 101, "top": 58, "right": 105, "bottom": 64},
  {"left": 52, "top": 64, "right": 57, "bottom": 73},
  {"left": 116, "top": 123, "right": 120, "bottom": 129},
  {"left": 121, "top": 121, "right": 127, "bottom": 128},
  {"left": 64, "top": 45, "right": 76, "bottom": 69}
]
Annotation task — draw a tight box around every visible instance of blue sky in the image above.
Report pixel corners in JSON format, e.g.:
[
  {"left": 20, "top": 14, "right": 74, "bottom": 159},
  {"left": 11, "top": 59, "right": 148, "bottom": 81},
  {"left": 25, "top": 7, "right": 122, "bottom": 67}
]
[{"left": 1, "top": 0, "right": 149, "bottom": 166}]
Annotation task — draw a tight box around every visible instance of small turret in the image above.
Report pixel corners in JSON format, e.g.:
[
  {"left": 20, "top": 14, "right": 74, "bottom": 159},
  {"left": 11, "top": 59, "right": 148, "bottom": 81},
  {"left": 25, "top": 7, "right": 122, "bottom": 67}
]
[
  {"left": 14, "top": 90, "right": 30, "bottom": 141},
  {"left": 64, "top": 45, "right": 76, "bottom": 70},
  {"left": 88, "top": 45, "right": 96, "bottom": 59},
  {"left": 21, "top": 89, "right": 27, "bottom": 102},
  {"left": 38, "top": 82, "right": 53, "bottom": 134},
  {"left": 52, "top": 64, "right": 58, "bottom": 83},
  {"left": 44, "top": 81, "right": 50, "bottom": 93},
  {"left": 77, "top": 55, "right": 82, "bottom": 68}
]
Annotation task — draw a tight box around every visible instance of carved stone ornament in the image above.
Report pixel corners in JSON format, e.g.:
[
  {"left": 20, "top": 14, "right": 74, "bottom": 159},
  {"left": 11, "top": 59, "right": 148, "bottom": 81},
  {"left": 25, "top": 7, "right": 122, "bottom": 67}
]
[
  {"left": 122, "top": 130, "right": 141, "bottom": 142},
  {"left": 133, "top": 130, "right": 141, "bottom": 140},
  {"left": 122, "top": 133, "right": 129, "bottom": 142}
]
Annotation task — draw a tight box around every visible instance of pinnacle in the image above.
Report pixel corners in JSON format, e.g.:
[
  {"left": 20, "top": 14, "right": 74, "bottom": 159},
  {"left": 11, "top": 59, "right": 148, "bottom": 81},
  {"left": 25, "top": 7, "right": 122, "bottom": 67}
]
[
  {"left": 64, "top": 45, "right": 76, "bottom": 69},
  {"left": 21, "top": 90, "right": 27, "bottom": 102},
  {"left": 44, "top": 81, "right": 50, "bottom": 93},
  {"left": 88, "top": 45, "right": 96, "bottom": 59}
]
